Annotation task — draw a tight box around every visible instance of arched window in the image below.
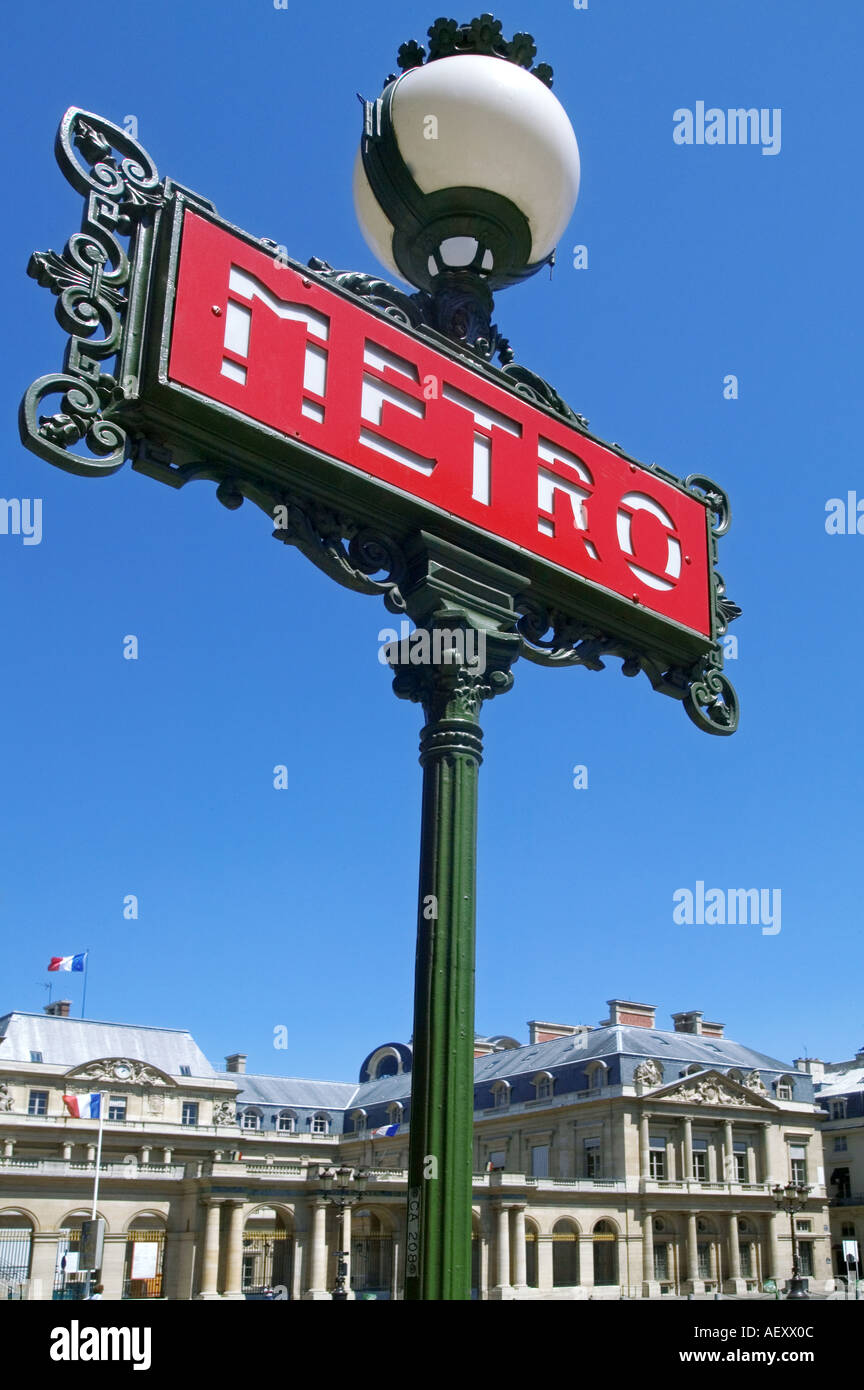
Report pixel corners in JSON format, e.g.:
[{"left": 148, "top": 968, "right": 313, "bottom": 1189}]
[
  {"left": 727, "top": 1068, "right": 744, "bottom": 1083},
  {"left": 491, "top": 1081, "right": 510, "bottom": 1108},
  {"left": 242, "top": 1108, "right": 262, "bottom": 1131},
  {"left": 776, "top": 1075, "right": 795, "bottom": 1102},
  {"left": 310, "top": 1112, "right": 330, "bottom": 1135},
  {"left": 593, "top": 1220, "right": 618, "bottom": 1286},
  {"left": 552, "top": 1219, "right": 579, "bottom": 1287},
  {"left": 277, "top": 1110, "right": 296, "bottom": 1133},
  {"left": 352, "top": 1110, "right": 368, "bottom": 1136},
  {"left": 387, "top": 1102, "right": 403, "bottom": 1126}
]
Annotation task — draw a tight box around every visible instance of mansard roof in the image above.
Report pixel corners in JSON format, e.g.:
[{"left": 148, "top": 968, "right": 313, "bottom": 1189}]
[
  {"left": 0, "top": 1011, "right": 215, "bottom": 1078},
  {"left": 217, "top": 1072, "right": 358, "bottom": 1110}
]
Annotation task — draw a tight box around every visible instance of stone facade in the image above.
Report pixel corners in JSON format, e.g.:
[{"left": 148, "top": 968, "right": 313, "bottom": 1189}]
[{"left": 0, "top": 999, "right": 835, "bottom": 1299}]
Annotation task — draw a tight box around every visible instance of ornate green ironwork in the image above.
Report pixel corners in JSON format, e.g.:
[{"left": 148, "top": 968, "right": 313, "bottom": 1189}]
[
  {"left": 19, "top": 108, "right": 164, "bottom": 476},
  {"left": 389, "top": 14, "right": 553, "bottom": 88}
]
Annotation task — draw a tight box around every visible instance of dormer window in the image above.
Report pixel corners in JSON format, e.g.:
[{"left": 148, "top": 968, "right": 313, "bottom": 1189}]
[
  {"left": 387, "top": 1102, "right": 403, "bottom": 1126},
  {"left": 492, "top": 1081, "right": 510, "bottom": 1109},
  {"left": 277, "top": 1110, "right": 297, "bottom": 1133},
  {"left": 242, "top": 1108, "right": 262, "bottom": 1131},
  {"left": 533, "top": 1072, "right": 554, "bottom": 1101},
  {"left": 776, "top": 1076, "right": 795, "bottom": 1102},
  {"left": 352, "top": 1109, "right": 368, "bottom": 1136},
  {"left": 311, "top": 1112, "right": 330, "bottom": 1135}
]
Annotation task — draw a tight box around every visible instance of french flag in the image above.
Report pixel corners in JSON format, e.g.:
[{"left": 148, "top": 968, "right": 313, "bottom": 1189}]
[
  {"left": 48, "top": 953, "right": 87, "bottom": 973},
  {"left": 62, "top": 1092, "right": 101, "bottom": 1119},
  {"left": 370, "top": 1124, "right": 400, "bottom": 1138}
]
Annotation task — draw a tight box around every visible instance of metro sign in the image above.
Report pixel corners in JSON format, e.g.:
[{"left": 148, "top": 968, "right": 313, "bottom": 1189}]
[
  {"left": 169, "top": 211, "right": 711, "bottom": 639},
  {"left": 20, "top": 109, "right": 738, "bottom": 733}
]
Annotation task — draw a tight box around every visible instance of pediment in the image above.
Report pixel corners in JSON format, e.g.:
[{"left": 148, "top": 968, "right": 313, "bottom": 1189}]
[
  {"left": 648, "top": 1069, "right": 779, "bottom": 1110},
  {"left": 65, "top": 1056, "right": 175, "bottom": 1087}
]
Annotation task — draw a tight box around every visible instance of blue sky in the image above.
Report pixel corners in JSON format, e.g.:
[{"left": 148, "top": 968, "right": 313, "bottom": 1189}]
[{"left": 2, "top": 0, "right": 861, "bottom": 1082}]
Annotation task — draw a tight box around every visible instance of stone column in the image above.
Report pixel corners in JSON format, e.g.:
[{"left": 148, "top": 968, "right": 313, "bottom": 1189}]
[
  {"left": 724, "top": 1211, "right": 746, "bottom": 1294},
  {"left": 641, "top": 1210, "right": 659, "bottom": 1299},
  {"left": 510, "top": 1205, "right": 527, "bottom": 1292},
  {"left": 139, "top": 1145, "right": 151, "bottom": 1165},
  {"left": 639, "top": 1111, "right": 651, "bottom": 1180},
  {"left": 490, "top": 1203, "right": 513, "bottom": 1299},
  {"left": 682, "top": 1116, "right": 693, "bottom": 1184},
  {"left": 221, "top": 1200, "right": 245, "bottom": 1299},
  {"left": 99, "top": 1234, "right": 127, "bottom": 1301},
  {"left": 28, "top": 1232, "right": 60, "bottom": 1301},
  {"left": 162, "top": 1147, "right": 173, "bottom": 1165},
  {"left": 305, "top": 1199, "right": 330, "bottom": 1300},
  {"left": 760, "top": 1123, "right": 773, "bottom": 1186},
  {"left": 60, "top": 1142, "right": 72, "bottom": 1161},
  {"left": 684, "top": 1211, "right": 704, "bottom": 1294},
  {"left": 723, "top": 1120, "right": 734, "bottom": 1184},
  {"left": 85, "top": 1144, "right": 95, "bottom": 1162},
  {"left": 196, "top": 1201, "right": 222, "bottom": 1299},
  {"left": 537, "top": 1231, "right": 554, "bottom": 1295}
]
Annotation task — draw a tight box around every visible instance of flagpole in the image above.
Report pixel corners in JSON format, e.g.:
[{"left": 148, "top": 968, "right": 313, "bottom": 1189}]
[
  {"left": 81, "top": 951, "right": 89, "bottom": 1018},
  {"left": 91, "top": 1091, "right": 105, "bottom": 1221}
]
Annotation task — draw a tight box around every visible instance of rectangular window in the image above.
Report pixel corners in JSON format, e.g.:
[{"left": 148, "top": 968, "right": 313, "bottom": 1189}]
[
  {"left": 798, "top": 1243, "right": 814, "bottom": 1277},
  {"left": 584, "top": 1139, "right": 600, "bottom": 1179},
  {"left": 740, "top": 1243, "right": 753, "bottom": 1278},
  {"left": 531, "top": 1144, "right": 550, "bottom": 1178},
  {"left": 795, "top": 1219, "right": 812, "bottom": 1233},
  {"left": 830, "top": 1099, "right": 847, "bottom": 1120},
  {"left": 649, "top": 1135, "right": 666, "bottom": 1180},
  {"left": 181, "top": 1101, "right": 199, "bottom": 1127},
  {"left": 734, "top": 1152, "right": 747, "bottom": 1182},
  {"left": 789, "top": 1144, "right": 807, "bottom": 1185},
  {"left": 180, "top": 1066, "right": 192, "bottom": 1077},
  {"left": 834, "top": 1136, "right": 848, "bottom": 1152},
  {"left": 108, "top": 1096, "right": 127, "bottom": 1122},
  {"left": 488, "top": 1150, "right": 506, "bottom": 1171},
  {"left": 697, "top": 1243, "right": 712, "bottom": 1278},
  {"left": 27, "top": 1090, "right": 48, "bottom": 1116},
  {"left": 692, "top": 1151, "right": 707, "bottom": 1181},
  {"left": 653, "top": 1244, "right": 669, "bottom": 1281},
  {"left": 29, "top": 1051, "right": 43, "bottom": 1063}
]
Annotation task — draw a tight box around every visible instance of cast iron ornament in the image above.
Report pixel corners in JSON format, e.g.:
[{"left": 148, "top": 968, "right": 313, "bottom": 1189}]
[{"left": 19, "top": 108, "right": 740, "bottom": 737}]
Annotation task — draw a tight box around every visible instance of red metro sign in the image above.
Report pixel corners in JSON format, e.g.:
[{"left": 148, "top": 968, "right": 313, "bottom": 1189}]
[{"left": 169, "top": 211, "right": 713, "bottom": 639}]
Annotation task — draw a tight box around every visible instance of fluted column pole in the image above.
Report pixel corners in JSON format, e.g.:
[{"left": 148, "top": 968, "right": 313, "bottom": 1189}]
[{"left": 390, "top": 537, "right": 525, "bottom": 1303}]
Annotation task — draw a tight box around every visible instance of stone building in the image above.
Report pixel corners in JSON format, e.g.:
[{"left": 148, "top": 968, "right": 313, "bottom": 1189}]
[
  {"left": 0, "top": 997, "right": 834, "bottom": 1299},
  {"left": 797, "top": 1045, "right": 864, "bottom": 1283}
]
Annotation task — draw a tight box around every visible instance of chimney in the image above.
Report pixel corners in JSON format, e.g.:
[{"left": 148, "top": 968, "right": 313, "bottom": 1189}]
[
  {"left": 528, "top": 1020, "right": 587, "bottom": 1045},
  {"left": 672, "top": 1011, "right": 724, "bottom": 1038},
  {"left": 44, "top": 1000, "right": 72, "bottom": 1018},
  {"left": 604, "top": 1000, "right": 655, "bottom": 1029},
  {"left": 794, "top": 1057, "right": 825, "bottom": 1082},
  {"left": 225, "top": 1053, "right": 247, "bottom": 1074}
]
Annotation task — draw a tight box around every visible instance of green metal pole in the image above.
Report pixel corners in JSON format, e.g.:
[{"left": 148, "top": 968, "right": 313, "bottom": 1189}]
[{"left": 404, "top": 698, "right": 484, "bottom": 1301}]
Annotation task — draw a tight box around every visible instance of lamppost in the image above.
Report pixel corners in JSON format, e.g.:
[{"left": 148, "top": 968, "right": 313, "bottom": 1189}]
[
  {"left": 354, "top": 14, "right": 581, "bottom": 1304},
  {"left": 319, "top": 1165, "right": 369, "bottom": 1301},
  {"left": 771, "top": 1182, "right": 812, "bottom": 1300}
]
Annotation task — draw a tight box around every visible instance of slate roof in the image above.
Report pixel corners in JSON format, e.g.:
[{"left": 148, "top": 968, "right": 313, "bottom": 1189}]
[
  {"left": 815, "top": 1064, "right": 864, "bottom": 1098},
  {"left": 217, "top": 1073, "right": 358, "bottom": 1109},
  {"left": 0, "top": 1011, "right": 215, "bottom": 1078}
]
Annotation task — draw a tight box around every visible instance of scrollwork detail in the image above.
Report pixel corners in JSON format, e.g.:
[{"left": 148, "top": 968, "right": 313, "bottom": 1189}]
[{"left": 19, "top": 108, "right": 163, "bottom": 476}]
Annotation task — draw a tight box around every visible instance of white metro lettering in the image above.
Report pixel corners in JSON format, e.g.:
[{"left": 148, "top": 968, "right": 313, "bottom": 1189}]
[
  {"left": 221, "top": 266, "right": 329, "bottom": 422},
  {"left": 537, "top": 438, "right": 598, "bottom": 559},
  {"left": 360, "top": 342, "right": 435, "bottom": 474},
  {"left": 441, "top": 382, "right": 521, "bottom": 504},
  {"left": 617, "top": 491, "right": 682, "bottom": 591}
]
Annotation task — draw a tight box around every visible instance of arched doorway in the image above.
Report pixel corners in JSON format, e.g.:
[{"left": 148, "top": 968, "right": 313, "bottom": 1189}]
[
  {"left": 0, "top": 1211, "right": 33, "bottom": 1295},
  {"left": 351, "top": 1211, "right": 393, "bottom": 1299},
  {"left": 552, "top": 1219, "right": 580, "bottom": 1287},
  {"left": 123, "top": 1215, "right": 166, "bottom": 1299},
  {"left": 593, "top": 1220, "right": 618, "bottom": 1286},
  {"left": 242, "top": 1207, "right": 294, "bottom": 1298}
]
